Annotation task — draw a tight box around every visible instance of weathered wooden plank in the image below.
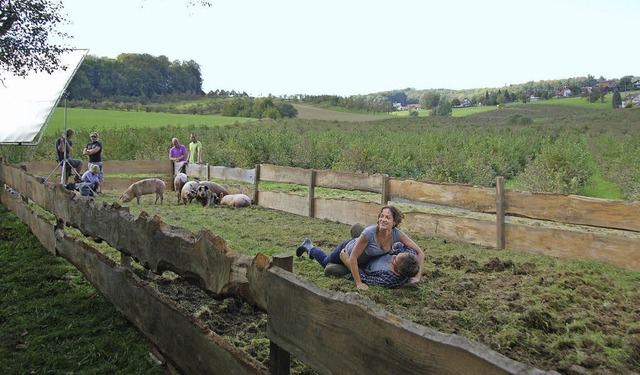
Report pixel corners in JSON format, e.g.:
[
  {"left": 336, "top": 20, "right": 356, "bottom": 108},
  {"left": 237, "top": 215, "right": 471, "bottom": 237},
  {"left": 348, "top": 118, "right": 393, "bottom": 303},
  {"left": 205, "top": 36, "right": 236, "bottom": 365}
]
[
  {"left": 389, "top": 178, "right": 496, "bottom": 212},
  {"left": 496, "top": 176, "right": 506, "bottom": 250},
  {"left": 315, "top": 169, "right": 385, "bottom": 193},
  {"left": 505, "top": 191, "right": 640, "bottom": 232},
  {"left": 185, "top": 163, "right": 208, "bottom": 179},
  {"left": 258, "top": 191, "right": 309, "bottom": 217},
  {"left": 505, "top": 222, "right": 640, "bottom": 270},
  {"left": 314, "top": 198, "right": 380, "bottom": 226},
  {"left": 259, "top": 164, "right": 311, "bottom": 185},
  {"left": 54, "top": 231, "right": 267, "bottom": 375},
  {"left": 403, "top": 211, "right": 497, "bottom": 248},
  {"left": 210, "top": 166, "right": 255, "bottom": 184},
  {"left": 0, "top": 189, "right": 56, "bottom": 254},
  {"left": 266, "top": 267, "right": 552, "bottom": 375}
]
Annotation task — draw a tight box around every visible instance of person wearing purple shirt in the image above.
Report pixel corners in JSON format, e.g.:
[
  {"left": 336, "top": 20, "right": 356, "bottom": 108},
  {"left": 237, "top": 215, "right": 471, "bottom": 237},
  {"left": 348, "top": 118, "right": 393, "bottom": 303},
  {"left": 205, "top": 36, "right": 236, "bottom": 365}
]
[{"left": 169, "top": 137, "right": 188, "bottom": 172}]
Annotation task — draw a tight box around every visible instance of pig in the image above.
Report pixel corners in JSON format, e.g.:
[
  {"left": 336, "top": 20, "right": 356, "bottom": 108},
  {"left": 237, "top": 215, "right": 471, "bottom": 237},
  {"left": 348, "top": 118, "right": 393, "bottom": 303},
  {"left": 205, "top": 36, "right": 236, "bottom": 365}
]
[
  {"left": 220, "top": 193, "right": 252, "bottom": 207},
  {"left": 195, "top": 185, "right": 220, "bottom": 207},
  {"left": 174, "top": 172, "right": 188, "bottom": 202},
  {"left": 180, "top": 180, "right": 199, "bottom": 204},
  {"left": 120, "top": 178, "right": 166, "bottom": 205},
  {"left": 198, "top": 181, "right": 228, "bottom": 202}
]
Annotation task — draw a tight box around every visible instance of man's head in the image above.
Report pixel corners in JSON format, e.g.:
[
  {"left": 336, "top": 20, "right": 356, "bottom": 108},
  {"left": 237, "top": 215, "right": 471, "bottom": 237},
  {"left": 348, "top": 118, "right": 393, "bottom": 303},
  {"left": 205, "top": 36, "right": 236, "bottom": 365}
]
[
  {"left": 393, "top": 252, "right": 419, "bottom": 278},
  {"left": 190, "top": 133, "right": 197, "bottom": 142},
  {"left": 90, "top": 132, "right": 99, "bottom": 140},
  {"left": 90, "top": 164, "right": 100, "bottom": 174},
  {"left": 172, "top": 137, "right": 179, "bottom": 147},
  {"left": 65, "top": 129, "right": 74, "bottom": 139}
]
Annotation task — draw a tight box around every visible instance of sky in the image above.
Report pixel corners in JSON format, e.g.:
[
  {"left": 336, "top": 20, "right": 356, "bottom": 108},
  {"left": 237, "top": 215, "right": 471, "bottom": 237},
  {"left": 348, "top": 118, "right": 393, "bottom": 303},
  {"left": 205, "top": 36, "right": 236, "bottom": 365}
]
[{"left": 53, "top": 0, "right": 640, "bottom": 97}]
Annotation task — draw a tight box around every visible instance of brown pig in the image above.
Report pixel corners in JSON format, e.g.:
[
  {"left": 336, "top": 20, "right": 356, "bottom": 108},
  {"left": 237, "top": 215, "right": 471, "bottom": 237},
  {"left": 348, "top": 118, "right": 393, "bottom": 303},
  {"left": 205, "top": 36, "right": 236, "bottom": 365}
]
[
  {"left": 198, "top": 181, "right": 228, "bottom": 202},
  {"left": 120, "top": 178, "right": 166, "bottom": 205}
]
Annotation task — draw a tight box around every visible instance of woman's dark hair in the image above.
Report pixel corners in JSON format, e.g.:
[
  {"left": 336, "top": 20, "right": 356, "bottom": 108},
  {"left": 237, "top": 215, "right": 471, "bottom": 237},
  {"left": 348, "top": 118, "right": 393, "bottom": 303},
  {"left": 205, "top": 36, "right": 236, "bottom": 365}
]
[{"left": 379, "top": 205, "right": 404, "bottom": 227}]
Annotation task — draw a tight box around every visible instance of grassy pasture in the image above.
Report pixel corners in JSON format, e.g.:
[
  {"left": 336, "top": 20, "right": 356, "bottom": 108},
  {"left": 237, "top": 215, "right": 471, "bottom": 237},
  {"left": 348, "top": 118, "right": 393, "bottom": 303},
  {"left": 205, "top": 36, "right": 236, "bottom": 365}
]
[
  {"left": 45, "top": 107, "right": 254, "bottom": 137},
  {"left": 4, "top": 185, "right": 639, "bottom": 373}
]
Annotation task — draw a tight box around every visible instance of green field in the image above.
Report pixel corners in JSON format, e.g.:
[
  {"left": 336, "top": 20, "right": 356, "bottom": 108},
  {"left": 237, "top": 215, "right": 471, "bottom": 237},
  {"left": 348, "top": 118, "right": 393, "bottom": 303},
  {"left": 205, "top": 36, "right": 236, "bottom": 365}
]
[{"left": 46, "top": 107, "right": 254, "bottom": 136}]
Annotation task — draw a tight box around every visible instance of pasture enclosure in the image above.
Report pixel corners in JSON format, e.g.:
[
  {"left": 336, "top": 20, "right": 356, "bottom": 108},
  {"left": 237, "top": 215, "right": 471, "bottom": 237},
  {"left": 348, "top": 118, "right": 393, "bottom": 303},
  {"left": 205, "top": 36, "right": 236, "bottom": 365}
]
[
  {"left": 0, "top": 161, "right": 559, "bottom": 374},
  {"left": 20, "top": 159, "right": 638, "bottom": 271}
]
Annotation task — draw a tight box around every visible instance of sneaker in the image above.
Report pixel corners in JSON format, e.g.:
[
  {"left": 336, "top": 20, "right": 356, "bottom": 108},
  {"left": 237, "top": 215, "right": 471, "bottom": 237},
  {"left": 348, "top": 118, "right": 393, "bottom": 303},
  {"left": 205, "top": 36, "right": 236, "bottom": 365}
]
[{"left": 296, "top": 238, "right": 312, "bottom": 257}]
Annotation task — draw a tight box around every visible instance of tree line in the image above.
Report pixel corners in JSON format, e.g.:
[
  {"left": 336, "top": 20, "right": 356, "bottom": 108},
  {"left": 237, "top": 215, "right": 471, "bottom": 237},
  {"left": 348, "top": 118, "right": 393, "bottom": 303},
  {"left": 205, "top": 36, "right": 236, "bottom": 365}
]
[{"left": 66, "top": 54, "right": 204, "bottom": 100}]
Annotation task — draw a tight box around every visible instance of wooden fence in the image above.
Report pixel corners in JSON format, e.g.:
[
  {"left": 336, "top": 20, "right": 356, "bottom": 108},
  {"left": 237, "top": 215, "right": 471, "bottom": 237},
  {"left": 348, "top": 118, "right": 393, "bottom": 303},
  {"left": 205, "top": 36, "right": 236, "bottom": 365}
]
[
  {"left": 192, "top": 162, "right": 639, "bottom": 271},
  {"left": 16, "top": 160, "right": 640, "bottom": 271},
  {"left": 1, "top": 160, "right": 558, "bottom": 374}
]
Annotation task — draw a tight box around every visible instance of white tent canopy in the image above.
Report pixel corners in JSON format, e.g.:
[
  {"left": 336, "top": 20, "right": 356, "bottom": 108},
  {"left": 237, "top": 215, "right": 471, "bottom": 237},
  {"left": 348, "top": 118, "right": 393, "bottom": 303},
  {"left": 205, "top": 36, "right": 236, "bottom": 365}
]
[{"left": 0, "top": 49, "right": 88, "bottom": 145}]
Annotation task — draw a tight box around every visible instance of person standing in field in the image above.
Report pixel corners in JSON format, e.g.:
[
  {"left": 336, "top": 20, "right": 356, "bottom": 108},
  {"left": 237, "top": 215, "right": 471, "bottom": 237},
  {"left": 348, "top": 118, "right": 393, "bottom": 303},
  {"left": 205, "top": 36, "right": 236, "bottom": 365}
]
[
  {"left": 169, "top": 137, "right": 188, "bottom": 173},
  {"left": 188, "top": 133, "right": 203, "bottom": 164},
  {"left": 82, "top": 132, "right": 103, "bottom": 188},
  {"left": 55, "top": 128, "right": 83, "bottom": 183}
]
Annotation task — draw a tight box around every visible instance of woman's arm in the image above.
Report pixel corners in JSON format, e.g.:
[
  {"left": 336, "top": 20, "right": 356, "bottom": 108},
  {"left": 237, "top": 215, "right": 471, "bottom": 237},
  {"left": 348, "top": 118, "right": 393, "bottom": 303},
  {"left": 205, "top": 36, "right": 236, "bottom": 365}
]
[{"left": 348, "top": 235, "right": 369, "bottom": 290}]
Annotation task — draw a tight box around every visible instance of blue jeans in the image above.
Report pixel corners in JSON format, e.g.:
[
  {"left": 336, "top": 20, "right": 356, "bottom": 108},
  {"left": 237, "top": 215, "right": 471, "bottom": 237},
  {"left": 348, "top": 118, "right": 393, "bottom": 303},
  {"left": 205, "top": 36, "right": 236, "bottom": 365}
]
[{"left": 309, "top": 240, "right": 352, "bottom": 268}]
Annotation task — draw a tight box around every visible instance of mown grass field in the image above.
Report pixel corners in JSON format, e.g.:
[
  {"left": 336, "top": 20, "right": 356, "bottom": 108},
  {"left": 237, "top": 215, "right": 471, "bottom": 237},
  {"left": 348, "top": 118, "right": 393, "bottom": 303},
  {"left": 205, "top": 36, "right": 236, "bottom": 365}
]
[{"left": 45, "top": 107, "right": 254, "bottom": 137}]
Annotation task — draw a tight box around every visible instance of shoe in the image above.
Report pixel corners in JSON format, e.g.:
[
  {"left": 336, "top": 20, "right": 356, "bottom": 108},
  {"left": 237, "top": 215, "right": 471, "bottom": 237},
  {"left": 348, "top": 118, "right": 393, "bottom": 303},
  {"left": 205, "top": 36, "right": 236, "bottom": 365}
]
[{"left": 296, "top": 238, "right": 312, "bottom": 257}]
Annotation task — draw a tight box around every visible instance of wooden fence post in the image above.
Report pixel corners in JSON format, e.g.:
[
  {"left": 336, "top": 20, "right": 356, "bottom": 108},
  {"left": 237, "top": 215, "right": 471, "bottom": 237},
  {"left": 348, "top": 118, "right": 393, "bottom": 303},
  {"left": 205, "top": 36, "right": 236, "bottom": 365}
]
[
  {"left": 309, "top": 170, "right": 316, "bottom": 218},
  {"left": 270, "top": 255, "right": 292, "bottom": 375},
  {"left": 496, "top": 176, "right": 505, "bottom": 250},
  {"left": 206, "top": 163, "right": 210, "bottom": 181},
  {"left": 253, "top": 164, "right": 261, "bottom": 206},
  {"left": 381, "top": 174, "right": 389, "bottom": 206}
]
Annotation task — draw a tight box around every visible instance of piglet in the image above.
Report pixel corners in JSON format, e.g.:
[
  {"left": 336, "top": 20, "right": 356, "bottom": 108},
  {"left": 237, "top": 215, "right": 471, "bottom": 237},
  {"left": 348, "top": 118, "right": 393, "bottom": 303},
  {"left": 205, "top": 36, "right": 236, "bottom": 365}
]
[{"left": 220, "top": 193, "right": 252, "bottom": 207}]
